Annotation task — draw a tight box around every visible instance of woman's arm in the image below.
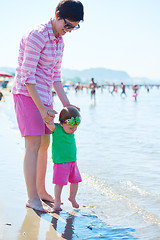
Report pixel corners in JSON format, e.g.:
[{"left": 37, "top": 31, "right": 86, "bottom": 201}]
[
  {"left": 53, "top": 81, "right": 70, "bottom": 107},
  {"left": 53, "top": 81, "right": 80, "bottom": 111},
  {"left": 26, "top": 84, "right": 57, "bottom": 123}
]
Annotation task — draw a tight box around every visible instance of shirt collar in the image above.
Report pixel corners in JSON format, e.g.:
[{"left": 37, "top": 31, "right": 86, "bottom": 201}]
[{"left": 48, "top": 18, "right": 62, "bottom": 41}]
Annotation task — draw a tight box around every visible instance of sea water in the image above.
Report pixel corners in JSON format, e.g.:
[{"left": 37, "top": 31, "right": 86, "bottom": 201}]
[
  {"left": 1, "top": 86, "right": 160, "bottom": 239},
  {"left": 53, "top": 86, "right": 160, "bottom": 239}
]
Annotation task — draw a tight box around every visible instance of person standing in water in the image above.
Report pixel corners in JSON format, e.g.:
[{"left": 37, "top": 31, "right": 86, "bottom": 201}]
[
  {"left": 12, "top": 0, "right": 84, "bottom": 212},
  {"left": 132, "top": 85, "right": 139, "bottom": 101},
  {"left": 110, "top": 83, "right": 117, "bottom": 95},
  {"left": 88, "top": 78, "right": 97, "bottom": 100},
  {"left": 120, "top": 82, "right": 127, "bottom": 97}
]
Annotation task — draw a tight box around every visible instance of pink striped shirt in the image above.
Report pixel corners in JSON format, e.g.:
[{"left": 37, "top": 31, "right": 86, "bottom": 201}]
[{"left": 12, "top": 19, "right": 64, "bottom": 105}]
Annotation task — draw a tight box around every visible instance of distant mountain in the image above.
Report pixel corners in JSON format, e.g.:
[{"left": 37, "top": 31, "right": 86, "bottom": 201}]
[
  {"left": 62, "top": 67, "right": 131, "bottom": 84},
  {"left": 131, "top": 77, "right": 160, "bottom": 85},
  {"left": 0, "top": 66, "right": 159, "bottom": 85}
]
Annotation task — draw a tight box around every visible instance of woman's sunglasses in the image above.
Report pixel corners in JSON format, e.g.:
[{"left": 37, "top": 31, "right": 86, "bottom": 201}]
[{"left": 63, "top": 18, "right": 80, "bottom": 30}]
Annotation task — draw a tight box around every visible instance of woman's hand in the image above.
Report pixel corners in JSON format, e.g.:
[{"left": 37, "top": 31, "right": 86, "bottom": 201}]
[
  {"left": 65, "top": 104, "right": 80, "bottom": 112},
  {"left": 40, "top": 107, "right": 57, "bottom": 124}
]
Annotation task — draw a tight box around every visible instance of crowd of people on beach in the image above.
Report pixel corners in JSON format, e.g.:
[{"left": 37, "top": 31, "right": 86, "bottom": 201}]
[
  {"left": 110, "top": 82, "right": 139, "bottom": 101},
  {"left": 72, "top": 79, "right": 152, "bottom": 102}
]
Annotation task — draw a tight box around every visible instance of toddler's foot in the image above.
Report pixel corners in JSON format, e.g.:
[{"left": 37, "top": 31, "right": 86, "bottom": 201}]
[
  {"left": 54, "top": 202, "right": 62, "bottom": 211},
  {"left": 26, "top": 199, "right": 54, "bottom": 213},
  {"left": 68, "top": 198, "right": 79, "bottom": 208}
]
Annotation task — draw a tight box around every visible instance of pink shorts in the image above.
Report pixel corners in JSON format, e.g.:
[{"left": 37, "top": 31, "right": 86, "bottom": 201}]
[
  {"left": 53, "top": 161, "right": 82, "bottom": 185},
  {"left": 132, "top": 93, "right": 138, "bottom": 97},
  {"left": 13, "top": 94, "right": 53, "bottom": 137}
]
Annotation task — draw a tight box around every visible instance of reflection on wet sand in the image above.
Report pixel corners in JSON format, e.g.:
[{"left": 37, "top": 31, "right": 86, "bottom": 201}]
[
  {"left": 18, "top": 209, "right": 65, "bottom": 240},
  {"left": 59, "top": 213, "right": 76, "bottom": 240},
  {"left": 18, "top": 208, "right": 137, "bottom": 240},
  {"left": 18, "top": 208, "right": 77, "bottom": 240},
  {"left": 18, "top": 209, "right": 40, "bottom": 240}
]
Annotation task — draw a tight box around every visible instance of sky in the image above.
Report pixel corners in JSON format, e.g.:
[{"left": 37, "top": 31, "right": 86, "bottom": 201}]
[{"left": 0, "top": 0, "right": 160, "bottom": 79}]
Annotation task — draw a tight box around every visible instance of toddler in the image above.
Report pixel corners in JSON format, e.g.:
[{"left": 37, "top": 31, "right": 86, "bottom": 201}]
[{"left": 47, "top": 106, "right": 82, "bottom": 211}]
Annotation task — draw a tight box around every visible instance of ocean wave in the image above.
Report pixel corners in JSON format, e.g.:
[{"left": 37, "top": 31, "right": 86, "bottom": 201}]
[
  {"left": 81, "top": 173, "right": 160, "bottom": 227},
  {"left": 121, "top": 180, "right": 160, "bottom": 200}
]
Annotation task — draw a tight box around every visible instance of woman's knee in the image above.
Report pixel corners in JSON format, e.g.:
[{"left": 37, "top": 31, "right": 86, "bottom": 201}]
[
  {"left": 40, "top": 135, "right": 50, "bottom": 151},
  {"left": 25, "top": 135, "right": 41, "bottom": 152}
]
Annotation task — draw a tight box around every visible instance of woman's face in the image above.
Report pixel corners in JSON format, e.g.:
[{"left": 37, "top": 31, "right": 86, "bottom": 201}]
[{"left": 53, "top": 13, "right": 80, "bottom": 36}]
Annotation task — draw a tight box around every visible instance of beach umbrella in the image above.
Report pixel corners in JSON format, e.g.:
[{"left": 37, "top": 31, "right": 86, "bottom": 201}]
[{"left": 0, "top": 71, "right": 13, "bottom": 78}]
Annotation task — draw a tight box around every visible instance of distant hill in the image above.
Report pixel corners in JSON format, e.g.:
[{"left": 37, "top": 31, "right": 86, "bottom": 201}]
[
  {"left": 0, "top": 66, "right": 159, "bottom": 85},
  {"left": 62, "top": 67, "right": 131, "bottom": 84},
  {"left": 0, "top": 66, "right": 131, "bottom": 84},
  {"left": 131, "top": 77, "right": 159, "bottom": 85}
]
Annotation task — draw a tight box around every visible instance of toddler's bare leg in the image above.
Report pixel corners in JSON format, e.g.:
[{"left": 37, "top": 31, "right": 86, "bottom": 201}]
[
  {"left": 68, "top": 183, "right": 79, "bottom": 208},
  {"left": 54, "top": 185, "right": 63, "bottom": 211}
]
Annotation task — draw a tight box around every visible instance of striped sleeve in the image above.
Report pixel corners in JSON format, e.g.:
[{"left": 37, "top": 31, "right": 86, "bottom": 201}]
[
  {"left": 52, "top": 42, "right": 64, "bottom": 83},
  {"left": 53, "top": 58, "right": 63, "bottom": 82},
  {"left": 21, "top": 31, "right": 46, "bottom": 85}
]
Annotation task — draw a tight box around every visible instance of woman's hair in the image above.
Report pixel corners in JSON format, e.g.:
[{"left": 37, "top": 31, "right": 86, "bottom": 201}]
[
  {"left": 59, "top": 106, "right": 81, "bottom": 123},
  {"left": 55, "top": 0, "right": 84, "bottom": 21}
]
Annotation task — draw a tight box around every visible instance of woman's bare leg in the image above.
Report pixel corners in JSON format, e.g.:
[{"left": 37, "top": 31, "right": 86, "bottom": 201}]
[
  {"left": 24, "top": 135, "right": 53, "bottom": 212},
  {"left": 36, "top": 134, "right": 54, "bottom": 202}
]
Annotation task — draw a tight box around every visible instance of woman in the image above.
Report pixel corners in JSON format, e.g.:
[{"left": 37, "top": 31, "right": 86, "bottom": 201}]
[{"left": 12, "top": 0, "right": 84, "bottom": 212}]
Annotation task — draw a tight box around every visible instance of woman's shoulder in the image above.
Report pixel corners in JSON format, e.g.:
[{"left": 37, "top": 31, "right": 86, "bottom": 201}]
[{"left": 23, "top": 20, "right": 51, "bottom": 43}]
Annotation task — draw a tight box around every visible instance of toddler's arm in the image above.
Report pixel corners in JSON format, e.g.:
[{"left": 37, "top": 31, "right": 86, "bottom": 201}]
[{"left": 46, "top": 122, "right": 55, "bottom": 132}]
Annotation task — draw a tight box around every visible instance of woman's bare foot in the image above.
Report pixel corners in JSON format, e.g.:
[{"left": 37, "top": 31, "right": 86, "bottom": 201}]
[
  {"left": 38, "top": 191, "right": 55, "bottom": 203},
  {"left": 26, "top": 199, "right": 54, "bottom": 213},
  {"left": 54, "top": 201, "right": 62, "bottom": 211},
  {"left": 39, "top": 192, "right": 63, "bottom": 205},
  {"left": 68, "top": 198, "right": 79, "bottom": 208}
]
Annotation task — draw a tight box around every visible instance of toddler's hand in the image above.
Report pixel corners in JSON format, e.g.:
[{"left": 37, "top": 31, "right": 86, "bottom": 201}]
[
  {"left": 48, "top": 110, "right": 57, "bottom": 118},
  {"left": 46, "top": 121, "right": 55, "bottom": 132}
]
